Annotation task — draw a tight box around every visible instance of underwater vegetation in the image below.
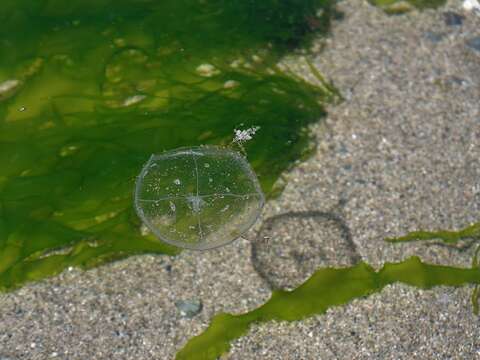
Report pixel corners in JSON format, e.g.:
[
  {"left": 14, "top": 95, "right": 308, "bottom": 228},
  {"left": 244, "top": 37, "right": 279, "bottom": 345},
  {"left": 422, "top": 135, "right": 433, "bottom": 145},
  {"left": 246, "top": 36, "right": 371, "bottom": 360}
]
[
  {"left": 172, "top": 1, "right": 480, "bottom": 355},
  {"left": 176, "top": 221, "right": 480, "bottom": 360},
  {"left": 386, "top": 223, "right": 480, "bottom": 314},
  {"left": 0, "top": 0, "right": 339, "bottom": 290},
  {"left": 2, "top": 1, "right": 479, "bottom": 358},
  {"left": 176, "top": 256, "right": 480, "bottom": 360},
  {"left": 369, "top": 0, "right": 447, "bottom": 13},
  {"left": 386, "top": 222, "right": 480, "bottom": 245}
]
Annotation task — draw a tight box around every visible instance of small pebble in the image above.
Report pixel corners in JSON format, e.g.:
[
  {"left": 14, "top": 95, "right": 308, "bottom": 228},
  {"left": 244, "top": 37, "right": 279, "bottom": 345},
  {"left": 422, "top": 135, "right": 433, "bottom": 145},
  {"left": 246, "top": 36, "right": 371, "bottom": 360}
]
[
  {"left": 466, "top": 36, "right": 480, "bottom": 53},
  {"left": 424, "top": 31, "right": 444, "bottom": 43},
  {"left": 443, "top": 11, "right": 465, "bottom": 26},
  {"left": 175, "top": 299, "right": 203, "bottom": 318},
  {"left": 445, "top": 76, "right": 468, "bottom": 87}
]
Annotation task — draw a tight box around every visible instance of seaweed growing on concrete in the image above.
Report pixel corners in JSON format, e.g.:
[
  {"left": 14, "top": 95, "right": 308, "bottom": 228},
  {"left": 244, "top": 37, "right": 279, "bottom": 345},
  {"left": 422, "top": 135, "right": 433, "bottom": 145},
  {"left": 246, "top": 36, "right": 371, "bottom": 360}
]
[
  {"left": 369, "top": 0, "right": 447, "bottom": 14},
  {"left": 175, "top": 257, "right": 480, "bottom": 360},
  {"left": 0, "top": 0, "right": 339, "bottom": 290}
]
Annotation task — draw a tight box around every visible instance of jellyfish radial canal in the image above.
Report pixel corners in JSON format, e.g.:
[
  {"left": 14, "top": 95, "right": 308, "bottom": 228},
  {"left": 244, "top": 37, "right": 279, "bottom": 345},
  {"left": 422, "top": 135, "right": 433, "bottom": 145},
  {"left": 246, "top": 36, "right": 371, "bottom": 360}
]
[{"left": 186, "top": 194, "right": 205, "bottom": 213}]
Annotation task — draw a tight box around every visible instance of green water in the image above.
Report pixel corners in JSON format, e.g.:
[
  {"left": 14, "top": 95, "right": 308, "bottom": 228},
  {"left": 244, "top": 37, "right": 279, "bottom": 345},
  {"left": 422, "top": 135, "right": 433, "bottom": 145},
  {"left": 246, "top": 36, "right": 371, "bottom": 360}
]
[{"left": 0, "top": 0, "right": 339, "bottom": 289}]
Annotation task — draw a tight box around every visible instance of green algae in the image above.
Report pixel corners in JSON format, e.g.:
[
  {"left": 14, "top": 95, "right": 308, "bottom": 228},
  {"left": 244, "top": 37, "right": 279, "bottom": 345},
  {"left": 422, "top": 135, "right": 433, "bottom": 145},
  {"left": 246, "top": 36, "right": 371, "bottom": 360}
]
[
  {"left": 176, "top": 220, "right": 480, "bottom": 359},
  {"left": 386, "top": 222, "right": 480, "bottom": 244},
  {"left": 176, "top": 256, "right": 480, "bottom": 360},
  {"left": 472, "top": 246, "right": 480, "bottom": 314},
  {"left": 369, "top": 0, "right": 447, "bottom": 14},
  {"left": 0, "top": 0, "right": 339, "bottom": 290},
  {"left": 2, "top": 2, "right": 479, "bottom": 357},
  {"left": 387, "top": 222, "right": 480, "bottom": 314}
]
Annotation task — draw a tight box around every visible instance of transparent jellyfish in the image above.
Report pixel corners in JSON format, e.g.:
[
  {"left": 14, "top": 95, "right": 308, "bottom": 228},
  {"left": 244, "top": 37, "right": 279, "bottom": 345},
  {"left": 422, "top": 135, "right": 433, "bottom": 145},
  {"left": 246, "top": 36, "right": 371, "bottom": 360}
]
[{"left": 134, "top": 146, "right": 265, "bottom": 250}]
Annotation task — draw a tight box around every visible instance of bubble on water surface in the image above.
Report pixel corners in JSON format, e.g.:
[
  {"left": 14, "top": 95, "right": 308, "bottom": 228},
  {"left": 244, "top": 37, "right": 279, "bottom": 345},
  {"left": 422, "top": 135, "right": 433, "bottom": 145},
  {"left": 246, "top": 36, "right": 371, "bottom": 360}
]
[{"left": 134, "top": 146, "right": 265, "bottom": 250}]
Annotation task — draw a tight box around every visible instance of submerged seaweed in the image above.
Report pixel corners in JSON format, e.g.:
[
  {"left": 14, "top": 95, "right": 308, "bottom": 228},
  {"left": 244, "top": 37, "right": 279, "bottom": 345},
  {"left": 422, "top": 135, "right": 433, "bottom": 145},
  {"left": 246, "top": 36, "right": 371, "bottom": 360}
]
[
  {"left": 0, "top": 0, "right": 339, "bottom": 290},
  {"left": 175, "top": 218, "right": 480, "bottom": 359},
  {"left": 176, "top": 256, "right": 480, "bottom": 360},
  {"left": 369, "top": 0, "right": 447, "bottom": 13},
  {"left": 386, "top": 222, "right": 480, "bottom": 245},
  {"left": 168, "top": 165, "right": 480, "bottom": 358},
  {"left": 4, "top": 2, "right": 478, "bottom": 357},
  {"left": 386, "top": 222, "right": 480, "bottom": 314}
]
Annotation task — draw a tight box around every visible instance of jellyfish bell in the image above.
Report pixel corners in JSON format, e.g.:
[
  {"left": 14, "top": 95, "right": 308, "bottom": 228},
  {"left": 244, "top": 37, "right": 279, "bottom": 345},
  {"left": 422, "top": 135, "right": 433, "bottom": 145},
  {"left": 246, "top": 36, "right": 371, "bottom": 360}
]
[{"left": 134, "top": 146, "right": 265, "bottom": 250}]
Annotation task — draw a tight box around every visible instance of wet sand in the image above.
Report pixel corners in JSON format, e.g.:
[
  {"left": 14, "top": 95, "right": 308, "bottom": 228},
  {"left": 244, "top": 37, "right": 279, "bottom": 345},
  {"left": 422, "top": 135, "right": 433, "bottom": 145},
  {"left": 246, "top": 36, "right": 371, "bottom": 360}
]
[{"left": 1, "top": 0, "right": 480, "bottom": 358}]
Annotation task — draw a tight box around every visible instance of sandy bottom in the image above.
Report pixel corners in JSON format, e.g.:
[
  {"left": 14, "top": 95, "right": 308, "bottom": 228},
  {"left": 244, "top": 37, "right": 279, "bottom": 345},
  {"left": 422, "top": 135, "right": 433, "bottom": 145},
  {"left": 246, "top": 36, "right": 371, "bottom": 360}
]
[{"left": 1, "top": 0, "right": 480, "bottom": 359}]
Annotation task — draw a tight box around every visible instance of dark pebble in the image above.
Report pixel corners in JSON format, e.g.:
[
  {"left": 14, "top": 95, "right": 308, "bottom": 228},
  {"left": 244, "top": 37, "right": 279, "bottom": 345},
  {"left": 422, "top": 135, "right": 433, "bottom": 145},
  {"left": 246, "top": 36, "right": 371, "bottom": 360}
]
[
  {"left": 446, "top": 76, "right": 468, "bottom": 86},
  {"left": 443, "top": 11, "right": 465, "bottom": 26},
  {"left": 424, "top": 31, "right": 444, "bottom": 43},
  {"left": 466, "top": 37, "right": 480, "bottom": 53}
]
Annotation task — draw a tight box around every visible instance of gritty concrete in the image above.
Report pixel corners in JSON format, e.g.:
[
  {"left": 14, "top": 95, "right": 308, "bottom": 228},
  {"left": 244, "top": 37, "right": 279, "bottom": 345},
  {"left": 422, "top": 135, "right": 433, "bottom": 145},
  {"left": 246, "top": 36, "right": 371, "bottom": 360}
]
[{"left": 1, "top": 0, "right": 480, "bottom": 359}]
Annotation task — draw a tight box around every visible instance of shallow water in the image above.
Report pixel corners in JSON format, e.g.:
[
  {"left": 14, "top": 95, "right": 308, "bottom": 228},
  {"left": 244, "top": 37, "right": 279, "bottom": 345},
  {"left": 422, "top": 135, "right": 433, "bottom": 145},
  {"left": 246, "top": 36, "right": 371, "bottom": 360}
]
[
  {"left": 2, "top": 2, "right": 480, "bottom": 359},
  {"left": 0, "top": 0, "right": 338, "bottom": 289}
]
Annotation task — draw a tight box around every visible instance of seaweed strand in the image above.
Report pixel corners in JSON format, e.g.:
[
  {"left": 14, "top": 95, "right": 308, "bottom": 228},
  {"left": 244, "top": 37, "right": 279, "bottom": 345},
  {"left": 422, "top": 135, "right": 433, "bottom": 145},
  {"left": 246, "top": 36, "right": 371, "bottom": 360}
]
[{"left": 175, "top": 257, "right": 480, "bottom": 360}]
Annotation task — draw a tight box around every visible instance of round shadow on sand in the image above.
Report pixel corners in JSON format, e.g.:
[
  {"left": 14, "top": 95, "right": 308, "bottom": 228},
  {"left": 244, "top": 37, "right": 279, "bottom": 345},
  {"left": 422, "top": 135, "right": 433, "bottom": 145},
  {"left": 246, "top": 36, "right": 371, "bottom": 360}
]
[{"left": 251, "top": 211, "right": 361, "bottom": 290}]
